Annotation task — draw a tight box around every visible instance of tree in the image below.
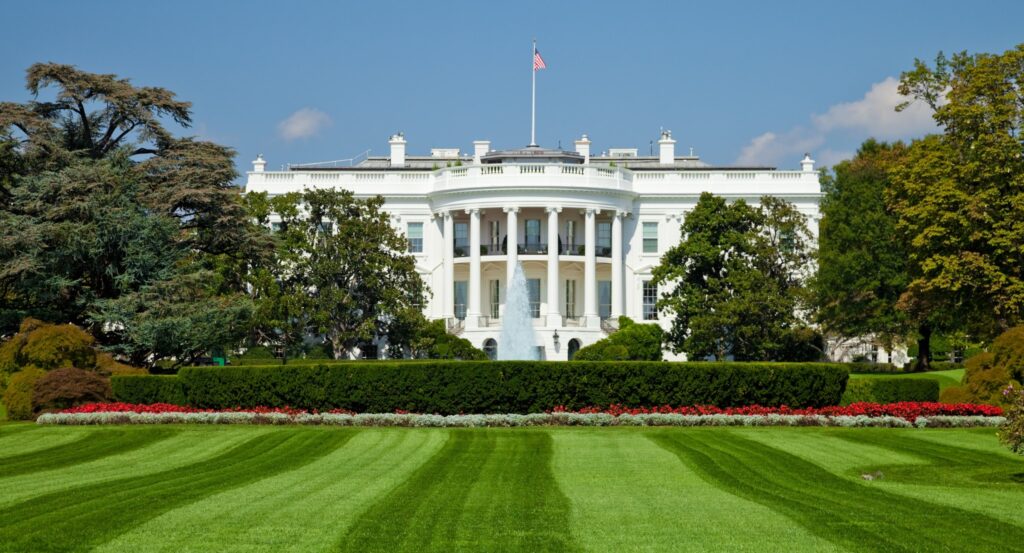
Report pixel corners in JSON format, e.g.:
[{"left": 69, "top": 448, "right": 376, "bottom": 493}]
[
  {"left": 0, "top": 63, "right": 267, "bottom": 363},
  {"left": 891, "top": 45, "right": 1024, "bottom": 342},
  {"left": 406, "top": 319, "right": 488, "bottom": 360},
  {"left": 573, "top": 316, "right": 663, "bottom": 361},
  {"left": 250, "top": 189, "right": 426, "bottom": 358},
  {"left": 652, "top": 192, "right": 816, "bottom": 361},
  {"left": 814, "top": 140, "right": 924, "bottom": 361}
]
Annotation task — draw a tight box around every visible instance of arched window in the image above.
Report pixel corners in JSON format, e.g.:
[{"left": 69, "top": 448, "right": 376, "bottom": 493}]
[
  {"left": 483, "top": 338, "right": 497, "bottom": 361},
  {"left": 567, "top": 338, "right": 581, "bottom": 361}
]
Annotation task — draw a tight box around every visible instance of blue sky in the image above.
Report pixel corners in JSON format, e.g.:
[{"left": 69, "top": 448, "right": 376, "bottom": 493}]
[{"left": 4, "top": 1, "right": 1023, "bottom": 177}]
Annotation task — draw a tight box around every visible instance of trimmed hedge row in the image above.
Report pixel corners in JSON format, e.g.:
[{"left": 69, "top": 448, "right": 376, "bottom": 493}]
[
  {"left": 841, "top": 378, "right": 939, "bottom": 405},
  {"left": 111, "top": 375, "right": 185, "bottom": 405},
  {"left": 113, "top": 362, "right": 848, "bottom": 414}
]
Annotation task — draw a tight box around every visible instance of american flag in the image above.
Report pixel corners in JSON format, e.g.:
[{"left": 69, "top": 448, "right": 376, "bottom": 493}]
[{"left": 533, "top": 49, "right": 547, "bottom": 71}]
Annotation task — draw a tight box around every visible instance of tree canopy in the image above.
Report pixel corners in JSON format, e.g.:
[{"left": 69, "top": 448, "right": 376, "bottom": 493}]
[
  {"left": 652, "top": 192, "right": 818, "bottom": 361},
  {"left": 891, "top": 45, "right": 1024, "bottom": 340},
  {"left": 246, "top": 188, "right": 426, "bottom": 358},
  {"left": 0, "top": 63, "right": 266, "bottom": 365}
]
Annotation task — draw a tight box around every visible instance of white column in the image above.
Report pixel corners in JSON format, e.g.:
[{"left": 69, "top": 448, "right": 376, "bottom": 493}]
[
  {"left": 611, "top": 210, "right": 624, "bottom": 319},
  {"left": 546, "top": 206, "right": 562, "bottom": 327},
  {"left": 584, "top": 208, "right": 599, "bottom": 327},
  {"left": 467, "top": 208, "right": 482, "bottom": 329},
  {"left": 443, "top": 211, "right": 454, "bottom": 320},
  {"left": 504, "top": 207, "right": 519, "bottom": 285}
]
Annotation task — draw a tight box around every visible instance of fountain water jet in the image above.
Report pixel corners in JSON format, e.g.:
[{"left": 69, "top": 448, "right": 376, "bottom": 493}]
[{"left": 498, "top": 263, "right": 539, "bottom": 360}]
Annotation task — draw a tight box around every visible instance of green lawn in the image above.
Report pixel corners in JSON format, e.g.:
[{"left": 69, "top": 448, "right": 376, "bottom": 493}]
[
  {"left": 0, "top": 425, "right": 1022, "bottom": 552},
  {"left": 849, "top": 368, "right": 965, "bottom": 391}
]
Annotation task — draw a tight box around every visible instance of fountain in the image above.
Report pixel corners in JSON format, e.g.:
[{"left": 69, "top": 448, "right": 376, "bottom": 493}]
[{"left": 497, "top": 262, "right": 539, "bottom": 360}]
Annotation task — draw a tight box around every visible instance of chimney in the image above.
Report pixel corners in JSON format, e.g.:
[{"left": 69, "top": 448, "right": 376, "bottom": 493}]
[
  {"left": 658, "top": 130, "right": 676, "bottom": 165},
  {"left": 252, "top": 154, "right": 266, "bottom": 173},
  {"left": 574, "top": 133, "right": 591, "bottom": 164},
  {"left": 801, "top": 153, "right": 816, "bottom": 172},
  {"left": 473, "top": 140, "right": 490, "bottom": 164},
  {"left": 389, "top": 133, "right": 407, "bottom": 167}
]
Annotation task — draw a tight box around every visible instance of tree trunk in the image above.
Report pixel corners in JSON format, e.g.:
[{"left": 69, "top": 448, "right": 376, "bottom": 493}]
[{"left": 915, "top": 324, "right": 932, "bottom": 372}]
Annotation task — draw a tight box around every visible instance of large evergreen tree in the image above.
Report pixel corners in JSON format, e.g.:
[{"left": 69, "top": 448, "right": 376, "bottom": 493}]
[
  {"left": 653, "top": 192, "right": 817, "bottom": 361},
  {"left": 0, "top": 63, "right": 266, "bottom": 364}
]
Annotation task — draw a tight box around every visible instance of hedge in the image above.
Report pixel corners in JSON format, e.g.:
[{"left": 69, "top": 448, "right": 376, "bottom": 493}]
[
  {"left": 841, "top": 378, "right": 939, "bottom": 405},
  {"left": 113, "top": 362, "right": 849, "bottom": 414},
  {"left": 111, "top": 375, "right": 186, "bottom": 405}
]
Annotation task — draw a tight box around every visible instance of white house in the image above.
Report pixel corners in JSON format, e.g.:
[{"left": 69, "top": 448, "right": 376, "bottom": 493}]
[{"left": 244, "top": 131, "right": 823, "bottom": 360}]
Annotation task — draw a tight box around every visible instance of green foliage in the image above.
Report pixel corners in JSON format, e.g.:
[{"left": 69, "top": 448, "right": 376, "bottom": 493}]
[
  {"left": 940, "top": 326, "right": 1024, "bottom": 405},
  {"left": 410, "top": 319, "right": 487, "bottom": 360},
  {"left": 4, "top": 318, "right": 97, "bottom": 371},
  {"left": 653, "top": 193, "right": 815, "bottom": 361},
  {"left": 33, "top": 367, "right": 111, "bottom": 412},
  {"left": 111, "top": 375, "right": 186, "bottom": 405},
  {"left": 573, "top": 317, "right": 663, "bottom": 361},
  {"left": 245, "top": 189, "right": 425, "bottom": 359},
  {"left": 999, "top": 385, "right": 1024, "bottom": 455},
  {"left": 814, "top": 140, "right": 913, "bottom": 350},
  {"left": 892, "top": 45, "right": 1024, "bottom": 339},
  {"left": 172, "top": 361, "right": 848, "bottom": 413},
  {"left": 2, "top": 367, "right": 45, "bottom": 420},
  {"left": 0, "top": 64, "right": 267, "bottom": 363},
  {"left": 840, "top": 378, "right": 939, "bottom": 405}
]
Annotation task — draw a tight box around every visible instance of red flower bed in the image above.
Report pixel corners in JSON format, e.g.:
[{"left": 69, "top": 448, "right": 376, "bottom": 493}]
[
  {"left": 549, "top": 402, "right": 1003, "bottom": 418},
  {"left": 62, "top": 401, "right": 1002, "bottom": 420},
  {"left": 60, "top": 402, "right": 356, "bottom": 416}
]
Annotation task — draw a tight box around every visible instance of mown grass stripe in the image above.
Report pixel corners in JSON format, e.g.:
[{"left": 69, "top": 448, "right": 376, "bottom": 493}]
[
  {"left": 93, "top": 429, "right": 448, "bottom": 553},
  {"left": 339, "top": 430, "right": 578, "bottom": 553},
  {"left": 551, "top": 429, "right": 839, "bottom": 552},
  {"left": 834, "top": 430, "right": 1024, "bottom": 487},
  {"left": 0, "top": 429, "right": 354, "bottom": 553},
  {"left": 651, "top": 430, "right": 1024, "bottom": 553},
  {"left": 0, "top": 429, "right": 177, "bottom": 478}
]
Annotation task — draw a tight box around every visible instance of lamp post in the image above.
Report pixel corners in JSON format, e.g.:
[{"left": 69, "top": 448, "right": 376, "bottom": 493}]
[{"left": 552, "top": 330, "right": 560, "bottom": 348}]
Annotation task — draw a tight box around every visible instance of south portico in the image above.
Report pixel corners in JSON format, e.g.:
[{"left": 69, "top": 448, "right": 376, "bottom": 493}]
[{"left": 436, "top": 201, "right": 629, "bottom": 360}]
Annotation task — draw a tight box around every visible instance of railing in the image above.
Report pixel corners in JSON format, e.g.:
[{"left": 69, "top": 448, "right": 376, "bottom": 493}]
[
  {"left": 520, "top": 242, "right": 548, "bottom": 255},
  {"left": 478, "top": 316, "right": 501, "bottom": 327},
  {"left": 452, "top": 240, "right": 614, "bottom": 258},
  {"left": 564, "top": 316, "right": 584, "bottom": 327}
]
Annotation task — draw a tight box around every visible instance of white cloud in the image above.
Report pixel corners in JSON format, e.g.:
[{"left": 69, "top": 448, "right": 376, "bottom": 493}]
[
  {"left": 278, "top": 108, "right": 332, "bottom": 141},
  {"left": 736, "top": 128, "right": 823, "bottom": 167},
  {"left": 812, "top": 77, "right": 936, "bottom": 138},
  {"left": 735, "top": 77, "right": 939, "bottom": 167}
]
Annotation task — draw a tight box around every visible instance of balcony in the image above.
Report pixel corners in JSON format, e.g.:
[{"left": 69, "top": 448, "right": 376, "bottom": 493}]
[{"left": 452, "top": 239, "right": 612, "bottom": 258}]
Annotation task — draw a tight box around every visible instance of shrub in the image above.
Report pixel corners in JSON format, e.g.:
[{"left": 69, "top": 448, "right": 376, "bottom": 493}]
[
  {"left": 111, "top": 375, "right": 186, "bottom": 405},
  {"left": 232, "top": 346, "right": 278, "bottom": 365},
  {"left": 2, "top": 367, "right": 46, "bottom": 420},
  {"left": 940, "top": 327, "right": 1024, "bottom": 406},
  {"left": 844, "top": 362, "right": 901, "bottom": 374},
  {"left": 33, "top": 368, "right": 111, "bottom": 412},
  {"left": 841, "top": 378, "right": 939, "bottom": 405},
  {"left": 413, "top": 320, "right": 488, "bottom": 360},
  {"left": 999, "top": 385, "right": 1024, "bottom": 455},
  {"left": 174, "top": 361, "right": 848, "bottom": 414},
  {"left": 574, "top": 317, "right": 663, "bottom": 361},
  {"left": 17, "top": 322, "right": 97, "bottom": 370}
]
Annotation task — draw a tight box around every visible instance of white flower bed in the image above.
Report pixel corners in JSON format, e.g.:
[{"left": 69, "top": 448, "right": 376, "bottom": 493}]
[{"left": 36, "top": 411, "right": 1008, "bottom": 428}]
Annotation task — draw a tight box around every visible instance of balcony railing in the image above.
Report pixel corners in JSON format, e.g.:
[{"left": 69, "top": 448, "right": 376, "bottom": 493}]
[{"left": 452, "top": 240, "right": 612, "bottom": 258}]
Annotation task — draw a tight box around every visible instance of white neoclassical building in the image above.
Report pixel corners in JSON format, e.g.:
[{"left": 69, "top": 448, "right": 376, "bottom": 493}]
[{"left": 245, "top": 131, "right": 822, "bottom": 360}]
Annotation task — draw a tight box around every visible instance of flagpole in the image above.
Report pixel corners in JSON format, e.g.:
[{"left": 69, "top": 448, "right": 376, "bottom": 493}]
[{"left": 530, "top": 38, "right": 537, "bottom": 147}]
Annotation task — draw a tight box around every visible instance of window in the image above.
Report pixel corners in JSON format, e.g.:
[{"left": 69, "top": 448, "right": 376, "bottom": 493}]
[
  {"left": 489, "top": 279, "right": 500, "bottom": 319},
  {"left": 525, "top": 219, "right": 541, "bottom": 245},
  {"left": 598, "top": 280, "right": 612, "bottom": 319},
  {"left": 567, "top": 339, "right": 581, "bottom": 361},
  {"left": 642, "top": 280, "right": 658, "bottom": 320},
  {"left": 318, "top": 221, "right": 333, "bottom": 234},
  {"left": 642, "top": 222, "right": 658, "bottom": 254},
  {"left": 270, "top": 222, "right": 283, "bottom": 233},
  {"left": 564, "top": 279, "right": 576, "bottom": 318},
  {"left": 407, "top": 222, "right": 423, "bottom": 253},
  {"left": 527, "top": 278, "right": 541, "bottom": 318},
  {"left": 597, "top": 222, "right": 612, "bottom": 256},
  {"left": 454, "top": 222, "right": 469, "bottom": 255},
  {"left": 454, "top": 281, "right": 467, "bottom": 320}
]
